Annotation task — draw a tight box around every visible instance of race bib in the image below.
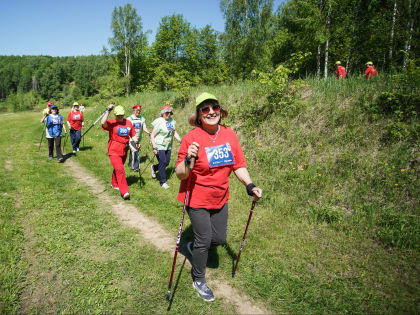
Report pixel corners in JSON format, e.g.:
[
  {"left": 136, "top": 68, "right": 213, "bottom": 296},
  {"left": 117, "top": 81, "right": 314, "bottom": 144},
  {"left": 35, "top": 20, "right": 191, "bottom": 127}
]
[
  {"left": 51, "top": 117, "right": 62, "bottom": 125},
  {"left": 117, "top": 127, "right": 129, "bottom": 136},
  {"left": 166, "top": 122, "right": 174, "bottom": 137},
  {"left": 133, "top": 122, "right": 142, "bottom": 129},
  {"left": 73, "top": 114, "right": 80, "bottom": 120},
  {"left": 205, "top": 143, "right": 235, "bottom": 168}
]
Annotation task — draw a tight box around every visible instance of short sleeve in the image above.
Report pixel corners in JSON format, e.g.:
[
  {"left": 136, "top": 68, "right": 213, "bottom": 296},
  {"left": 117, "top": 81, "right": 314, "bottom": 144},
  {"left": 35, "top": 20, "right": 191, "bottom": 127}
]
[
  {"left": 102, "top": 120, "right": 113, "bottom": 131},
  {"left": 176, "top": 133, "right": 191, "bottom": 167}
]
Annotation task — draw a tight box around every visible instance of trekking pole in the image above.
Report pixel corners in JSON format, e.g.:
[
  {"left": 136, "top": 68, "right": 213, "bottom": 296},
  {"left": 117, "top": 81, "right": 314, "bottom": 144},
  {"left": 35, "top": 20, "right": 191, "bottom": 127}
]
[
  {"left": 166, "top": 158, "right": 195, "bottom": 301},
  {"left": 81, "top": 103, "right": 113, "bottom": 140},
  {"left": 232, "top": 199, "right": 257, "bottom": 278},
  {"left": 38, "top": 127, "right": 45, "bottom": 152},
  {"left": 82, "top": 127, "right": 85, "bottom": 148}
]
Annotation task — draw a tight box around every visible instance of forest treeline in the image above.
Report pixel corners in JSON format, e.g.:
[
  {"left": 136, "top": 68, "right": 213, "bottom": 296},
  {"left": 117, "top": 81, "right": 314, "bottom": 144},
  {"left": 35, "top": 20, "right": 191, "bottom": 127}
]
[{"left": 0, "top": 0, "right": 419, "bottom": 110}]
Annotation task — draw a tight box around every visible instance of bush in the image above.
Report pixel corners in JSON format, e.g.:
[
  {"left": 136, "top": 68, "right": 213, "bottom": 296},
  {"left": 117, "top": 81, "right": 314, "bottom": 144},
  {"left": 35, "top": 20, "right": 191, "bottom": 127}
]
[{"left": 5, "top": 91, "right": 42, "bottom": 112}]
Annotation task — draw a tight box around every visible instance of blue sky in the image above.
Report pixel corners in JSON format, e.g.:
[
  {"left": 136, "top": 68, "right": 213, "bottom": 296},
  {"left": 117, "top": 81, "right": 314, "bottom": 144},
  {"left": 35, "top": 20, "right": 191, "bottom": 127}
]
[{"left": 0, "top": 0, "right": 283, "bottom": 57}]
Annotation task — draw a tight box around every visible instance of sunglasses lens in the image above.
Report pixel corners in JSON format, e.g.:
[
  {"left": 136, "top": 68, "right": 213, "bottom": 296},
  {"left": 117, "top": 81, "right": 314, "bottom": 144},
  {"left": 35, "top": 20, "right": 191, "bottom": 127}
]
[
  {"left": 213, "top": 104, "right": 221, "bottom": 112},
  {"left": 201, "top": 106, "right": 210, "bottom": 114}
]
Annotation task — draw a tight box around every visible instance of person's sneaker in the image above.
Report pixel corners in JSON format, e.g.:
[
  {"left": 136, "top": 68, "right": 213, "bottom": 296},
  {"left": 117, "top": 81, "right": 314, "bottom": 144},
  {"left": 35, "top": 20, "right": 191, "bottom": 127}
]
[
  {"left": 48, "top": 156, "right": 53, "bottom": 160},
  {"left": 76, "top": 148, "right": 80, "bottom": 152},
  {"left": 192, "top": 281, "right": 215, "bottom": 302},
  {"left": 123, "top": 192, "right": 130, "bottom": 200},
  {"left": 151, "top": 165, "right": 156, "bottom": 179},
  {"left": 73, "top": 149, "right": 76, "bottom": 153},
  {"left": 187, "top": 241, "right": 193, "bottom": 256},
  {"left": 111, "top": 185, "right": 119, "bottom": 191},
  {"left": 58, "top": 158, "right": 64, "bottom": 163},
  {"left": 161, "top": 182, "right": 169, "bottom": 189}
]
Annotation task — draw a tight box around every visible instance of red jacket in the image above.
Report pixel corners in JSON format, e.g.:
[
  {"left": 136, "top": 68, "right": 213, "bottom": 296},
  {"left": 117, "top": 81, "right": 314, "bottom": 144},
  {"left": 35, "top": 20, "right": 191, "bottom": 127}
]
[
  {"left": 335, "top": 66, "right": 346, "bottom": 79},
  {"left": 365, "top": 66, "right": 378, "bottom": 79}
]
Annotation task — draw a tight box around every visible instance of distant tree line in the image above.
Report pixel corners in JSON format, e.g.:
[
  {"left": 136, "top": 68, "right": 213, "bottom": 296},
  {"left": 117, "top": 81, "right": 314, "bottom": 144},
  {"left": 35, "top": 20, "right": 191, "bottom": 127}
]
[{"left": 0, "top": 0, "right": 419, "bottom": 106}]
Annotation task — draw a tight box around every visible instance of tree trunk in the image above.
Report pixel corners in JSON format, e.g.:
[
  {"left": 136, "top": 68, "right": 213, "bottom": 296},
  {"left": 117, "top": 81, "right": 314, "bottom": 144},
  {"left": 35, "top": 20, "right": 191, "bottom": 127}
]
[
  {"left": 31, "top": 75, "right": 38, "bottom": 92},
  {"left": 403, "top": 0, "right": 414, "bottom": 68},
  {"left": 125, "top": 44, "right": 130, "bottom": 95},
  {"left": 324, "top": 2, "right": 331, "bottom": 79},
  {"left": 388, "top": 0, "right": 397, "bottom": 68}
]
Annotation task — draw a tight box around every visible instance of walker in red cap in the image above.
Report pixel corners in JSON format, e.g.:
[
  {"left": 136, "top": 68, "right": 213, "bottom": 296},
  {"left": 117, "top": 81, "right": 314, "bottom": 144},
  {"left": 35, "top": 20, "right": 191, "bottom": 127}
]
[
  {"left": 127, "top": 104, "right": 151, "bottom": 171},
  {"left": 150, "top": 103, "right": 182, "bottom": 189}
]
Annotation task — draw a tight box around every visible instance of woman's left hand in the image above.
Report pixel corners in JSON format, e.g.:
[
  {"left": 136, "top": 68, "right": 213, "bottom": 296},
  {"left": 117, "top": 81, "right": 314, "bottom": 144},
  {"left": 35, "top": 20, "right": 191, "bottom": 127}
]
[{"left": 252, "top": 187, "right": 263, "bottom": 201}]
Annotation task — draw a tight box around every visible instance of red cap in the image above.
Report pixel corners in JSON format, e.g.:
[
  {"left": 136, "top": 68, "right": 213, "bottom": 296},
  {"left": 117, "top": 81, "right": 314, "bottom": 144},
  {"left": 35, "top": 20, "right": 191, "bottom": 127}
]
[
  {"left": 47, "top": 101, "right": 52, "bottom": 107},
  {"left": 132, "top": 104, "right": 142, "bottom": 110},
  {"left": 161, "top": 104, "right": 173, "bottom": 112}
]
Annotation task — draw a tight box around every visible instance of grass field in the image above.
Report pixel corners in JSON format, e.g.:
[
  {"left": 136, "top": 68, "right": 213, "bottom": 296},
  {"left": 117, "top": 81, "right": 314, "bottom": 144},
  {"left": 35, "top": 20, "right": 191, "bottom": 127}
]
[{"left": 1, "top": 77, "right": 419, "bottom": 314}]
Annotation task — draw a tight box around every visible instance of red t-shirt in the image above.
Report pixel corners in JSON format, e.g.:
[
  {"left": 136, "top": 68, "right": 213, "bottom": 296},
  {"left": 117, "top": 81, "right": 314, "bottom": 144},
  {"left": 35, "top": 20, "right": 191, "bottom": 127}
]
[
  {"left": 176, "top": 125, "right": 247, "bottom": 209},
  {"left": 67, "top": 110, "right": 84, "bottom": 130},
  {"left": 102, "top": 119, "right": 135, "bottom": 156},
  {"left": 335, "top": 66, "right": 346, "bottom": 79},
  {"left": 365, "top": 66, "right": 378, "bottom": 79}
]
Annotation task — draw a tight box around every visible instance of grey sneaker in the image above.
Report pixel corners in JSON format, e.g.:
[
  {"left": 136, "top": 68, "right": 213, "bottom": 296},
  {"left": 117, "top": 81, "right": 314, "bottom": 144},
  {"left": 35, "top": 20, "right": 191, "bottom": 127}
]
[
  {"left": 187, "top": 241, "right": 193, "bottom": 256},
  {"left": 161, "top": 182, "right": 169, "bottom": 189},
  {"left": 151, "top": 165, "right": 156, "bottom": 179},
  {"left": 193, "top": 281, "right": 215, "bottom": 302}
]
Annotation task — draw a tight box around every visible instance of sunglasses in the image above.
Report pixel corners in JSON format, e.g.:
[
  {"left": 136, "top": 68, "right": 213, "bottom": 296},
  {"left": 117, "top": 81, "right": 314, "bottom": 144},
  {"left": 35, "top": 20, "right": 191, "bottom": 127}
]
[{"left": 200, "top": 104, "right": 221, "bottom": 115}]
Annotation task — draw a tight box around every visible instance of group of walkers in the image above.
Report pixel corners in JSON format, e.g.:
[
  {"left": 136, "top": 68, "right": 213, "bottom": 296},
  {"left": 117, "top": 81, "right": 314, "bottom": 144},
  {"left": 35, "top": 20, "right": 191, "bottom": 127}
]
[
  {"left": 39, "top": 92, "right": 263, "bottom": 302},
  {"left": 39, "top": 93, "right": 262, "bottom": 301},
  {"left": 335, "top": 61, "right": 379, "bottom": 79},
  {"left": 41, "top": 101, "right": 85, "bottom": 161}
]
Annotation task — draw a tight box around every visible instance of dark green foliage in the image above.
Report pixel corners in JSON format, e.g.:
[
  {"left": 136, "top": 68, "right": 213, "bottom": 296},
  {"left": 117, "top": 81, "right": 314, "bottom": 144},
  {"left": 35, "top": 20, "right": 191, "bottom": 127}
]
[{"left": 360, "top": 58, "right": 420, "bottom": 142}]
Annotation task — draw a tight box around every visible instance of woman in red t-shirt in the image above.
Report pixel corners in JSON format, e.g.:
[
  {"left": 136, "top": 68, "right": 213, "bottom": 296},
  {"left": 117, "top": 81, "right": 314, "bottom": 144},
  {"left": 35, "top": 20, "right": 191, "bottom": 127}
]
[
  {"left": 101, "top": 104, "right": 138, "bottom": 200},
  {"left": 66, "top": 102, "right": 84, "bottom": 153},
  {"left": 175, "top": 92, "right": 262, "bottom": 302}
]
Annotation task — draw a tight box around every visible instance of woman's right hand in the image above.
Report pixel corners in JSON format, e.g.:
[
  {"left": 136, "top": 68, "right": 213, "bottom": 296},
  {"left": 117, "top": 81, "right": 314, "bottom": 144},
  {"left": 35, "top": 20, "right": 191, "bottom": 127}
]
[{"left": 187, "top": 142, "right": 200, "bottom": 160}]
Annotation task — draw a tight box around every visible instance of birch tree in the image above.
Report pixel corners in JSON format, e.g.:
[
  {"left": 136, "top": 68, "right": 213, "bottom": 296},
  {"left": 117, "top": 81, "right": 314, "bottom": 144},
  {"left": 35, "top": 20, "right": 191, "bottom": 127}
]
[{"left": 108, "top": 4, "right": 146, "bottom": 95}]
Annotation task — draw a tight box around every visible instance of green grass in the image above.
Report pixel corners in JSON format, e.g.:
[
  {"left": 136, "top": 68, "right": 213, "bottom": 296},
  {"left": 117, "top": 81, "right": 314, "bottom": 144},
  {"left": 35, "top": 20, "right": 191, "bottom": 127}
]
[{"left": 0, "top": 76, "right": 419, "bottom": 314}]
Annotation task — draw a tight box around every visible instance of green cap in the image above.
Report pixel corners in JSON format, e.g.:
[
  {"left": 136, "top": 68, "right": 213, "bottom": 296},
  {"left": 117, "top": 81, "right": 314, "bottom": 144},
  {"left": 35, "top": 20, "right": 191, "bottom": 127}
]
[
  {"left": 114, "top": 105, "right": 125, "bottom": 116},
  {"left": 195, "top": 92, "right": 218, "bottom": 107},
  {"left": 73, "top": 101, "right": 79, "bottom": 106},
  {"left": 366, "top": 61, "right": 373, "bottom": 65},
  {"left": 335, "top": 61, "right": 341, "bottom": 65}
]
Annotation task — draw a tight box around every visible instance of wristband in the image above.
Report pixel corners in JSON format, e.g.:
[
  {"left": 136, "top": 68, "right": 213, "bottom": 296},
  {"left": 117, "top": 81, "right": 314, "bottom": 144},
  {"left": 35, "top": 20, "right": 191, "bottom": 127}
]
[
  {"left": 184, "top": 155, "right": 191, "bottom": 165},
  {"left": 153, "top": 147, "right": 157, "bottom": 150},
  {"left": 246, "top": 183, "right": 256, "bottom": 196}
]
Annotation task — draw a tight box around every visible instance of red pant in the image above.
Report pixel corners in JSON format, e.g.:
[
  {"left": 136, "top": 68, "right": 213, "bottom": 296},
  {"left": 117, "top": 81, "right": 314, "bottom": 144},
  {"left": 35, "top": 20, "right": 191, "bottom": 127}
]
[{"left": 109, "top": 155, "right": 128, "bottom": 195}]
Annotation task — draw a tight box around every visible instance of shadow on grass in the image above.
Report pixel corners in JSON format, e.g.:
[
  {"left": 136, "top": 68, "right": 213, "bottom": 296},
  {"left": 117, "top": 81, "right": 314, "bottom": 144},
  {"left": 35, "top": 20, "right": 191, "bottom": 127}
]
[
  {"left": 79, "top": 146, "right": 93, "bottom": 151},
  {"left": 166, "top": 256, "right": 187, "bottom": 311}
]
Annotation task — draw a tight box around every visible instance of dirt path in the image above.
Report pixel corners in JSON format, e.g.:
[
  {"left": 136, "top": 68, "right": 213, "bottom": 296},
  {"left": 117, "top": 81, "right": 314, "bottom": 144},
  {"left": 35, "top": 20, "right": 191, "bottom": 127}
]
[{"left": 64, "top": 159, "right": 270, "bottom": 314}]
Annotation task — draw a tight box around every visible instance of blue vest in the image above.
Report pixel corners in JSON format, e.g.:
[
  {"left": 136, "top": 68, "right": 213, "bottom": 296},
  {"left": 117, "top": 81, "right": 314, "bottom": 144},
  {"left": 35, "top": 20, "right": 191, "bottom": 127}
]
[{"left": 47, "top": 115, "right": 63, "bottom": 137}]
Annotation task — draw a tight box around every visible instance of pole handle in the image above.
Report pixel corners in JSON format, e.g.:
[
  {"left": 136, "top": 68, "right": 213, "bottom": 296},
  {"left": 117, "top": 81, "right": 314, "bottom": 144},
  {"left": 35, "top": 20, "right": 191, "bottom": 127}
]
[{"left": 189, "top": 157, "right": 196, "bottom": 171}]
